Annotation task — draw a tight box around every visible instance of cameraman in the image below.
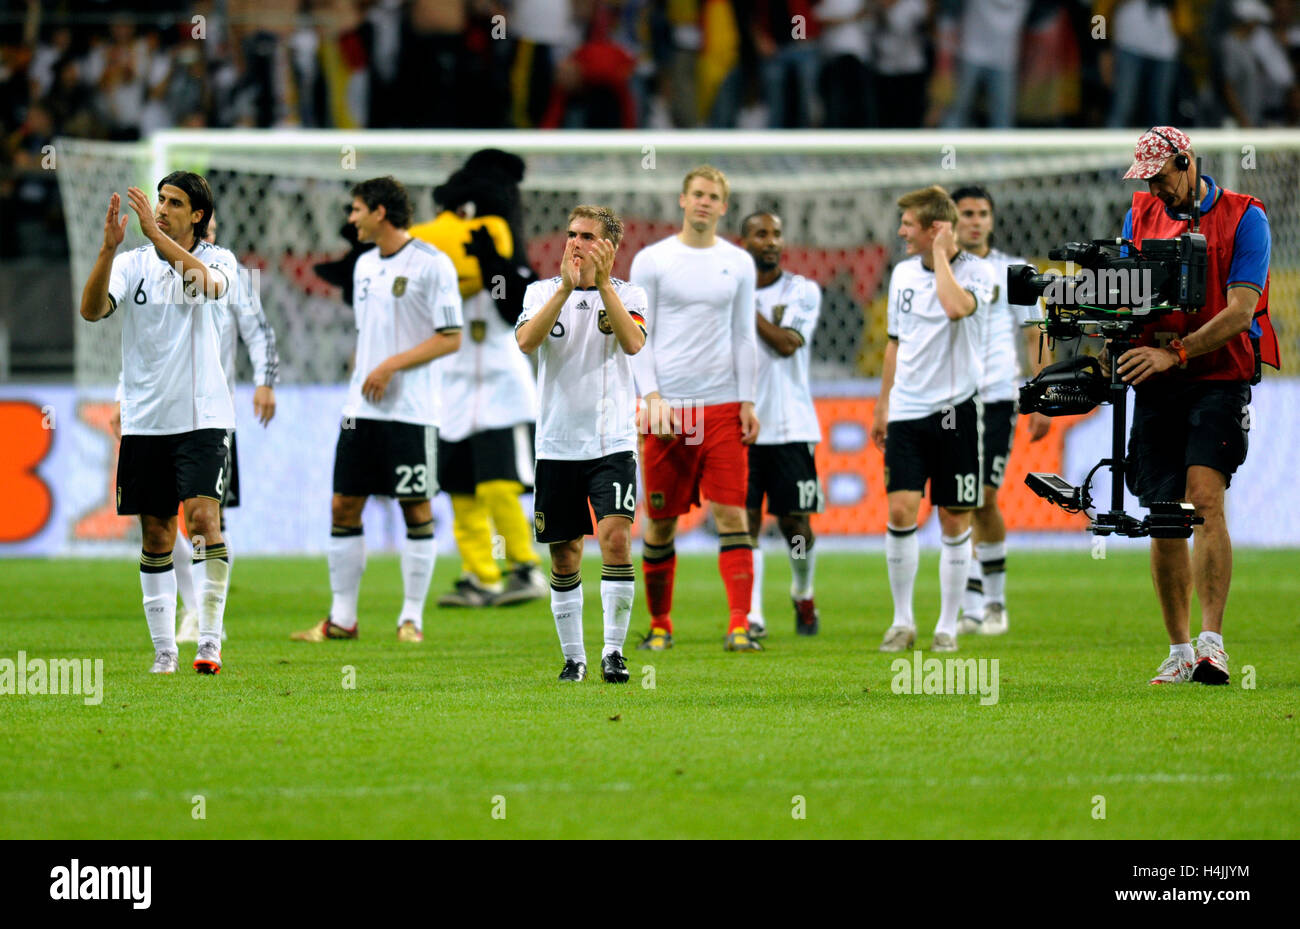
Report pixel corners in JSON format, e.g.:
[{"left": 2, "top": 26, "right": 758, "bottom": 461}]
[{"left": 1116, "top": 126, "right": 1279, "bottom": 686}]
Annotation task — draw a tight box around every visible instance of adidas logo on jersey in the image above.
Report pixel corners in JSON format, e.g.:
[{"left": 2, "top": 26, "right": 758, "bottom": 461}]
[{"left": 575, "top": 299, "right": 591, "bottom": 310}]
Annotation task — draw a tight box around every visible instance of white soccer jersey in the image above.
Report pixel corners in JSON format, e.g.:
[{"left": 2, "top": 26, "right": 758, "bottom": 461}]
[
  {"left": 115, "top": 261, "right": 280, "bottom": 414},
  {"left": 219, "top": 266, "right": 279, "bottom": 396},
  {"left": 519, "top": 277, "right": 649, "bottom": 461},
  {"left": 343, "top": 238, "right": 462, "bottom": 426},
  {"left": 108, "top": 242, "right": 238, "bottom": 436},
  {"left": 974, "top": 246, "right": 1040, "bottom": 403},
  {"left": 885, "top": 251, "right": 995, "bottom": 422},
  {"left": 438, "top": 289, "right": 538, "bottom": 442},
  {"left": 628, "top": 235, "right": 757, "bottom": 407},
  {"left": 754, "top": 272, "right": 822, "bottom": 445}
]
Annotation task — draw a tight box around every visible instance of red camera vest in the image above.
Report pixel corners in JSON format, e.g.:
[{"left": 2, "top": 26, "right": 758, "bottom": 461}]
[{"left": 1130, "top": 187, "right": 1279, "bottom": 381}]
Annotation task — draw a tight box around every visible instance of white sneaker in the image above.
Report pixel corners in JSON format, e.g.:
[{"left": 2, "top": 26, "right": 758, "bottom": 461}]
[
  {"left": 747, "top": 617, "right": 767, "bottom": 639},
  {"left": 879, "top": 625, "right": 916, "bottom": 652},
  {"left": 1149, "top": 653, "right": 1193, "bottom": 685},
  {"left": 149, "top": 650, "right": 178, "bottom": 674},
  {"left": 957, "top": 609, "right": 983, "bottom": 636},
  {"left": 981, "top": 603, "right": 1009, "bottom": 635},
  {"left": 931, "top": 632, "right": 958, "bottom": 652},
  {"left": 1192, "top": 636, "right": 1230, "bottom": 685},
  {"left": 193, "top": 640, "right": 222, "bottom": 675},
  {"left": 176, "top": 609, "right": 199, "bottom": 643}
]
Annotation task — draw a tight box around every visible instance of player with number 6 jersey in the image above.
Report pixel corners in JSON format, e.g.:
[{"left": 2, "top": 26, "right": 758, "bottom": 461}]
[
  {"left": 872, "top": 185, "right": 995, "bottom": 656},
  {"left": 292, "top": 176, "right": 462, "bottom": 646},
  {"left": 517, "top": 206, "right": 648, "bottom": 683},
  {"left": 79, "top": 171, "right": 237, "bottom": 676}
]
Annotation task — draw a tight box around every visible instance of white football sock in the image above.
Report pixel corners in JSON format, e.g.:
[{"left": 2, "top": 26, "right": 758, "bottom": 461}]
[
  {"left": 1171, "top": 642, "right": 1195, "bottom": 661},
  {"left": 748, "top": 546, "right": 765, "bottom": 623},
  {"left": 600, "top": 574, "right": 635, "bottom": 657},
  {"left": 885, "top": 524, "right": 919, "bottom": 628},
  {"left": 193, "top": 543, "right": 230, "bottom": 648},
  {"left": 1197, "top": 630, "right": 1223, "bottom": 648},
  {"left": 937, "top": 529, "right": 972, "bottom": 637},
  {"left": 328, "top": 529, "right": 366, "bottom": 629},
  {"left": 963, "top": 548, "right": 983, "bottom": 617},
  {"left": 173, "top": 533, "right": 197, "bottom": 616},
  {"left": 551, "top": 573, "right": 585, "bottom": 663},
  {"left": 140, "top": 553, "right": 177, "bottom": 654},
  {"left": 790, "top": 545, "right": 815, "bottom": 600},
  {"left": 399, "top": 526, "right": 435, "bottom": 630},
  {"left": 976, "top": 540, "right": 1007, "bottom": 607}
]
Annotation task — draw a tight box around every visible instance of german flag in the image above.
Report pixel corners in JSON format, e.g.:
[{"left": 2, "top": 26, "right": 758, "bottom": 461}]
[{"left": 629, "top": 310, "right": 647, "bottom": 336}]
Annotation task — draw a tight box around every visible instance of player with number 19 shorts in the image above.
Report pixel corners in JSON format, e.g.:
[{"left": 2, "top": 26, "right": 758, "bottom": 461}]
[{"left": 740, "top": 210, "right": 825, "bottom": 640}]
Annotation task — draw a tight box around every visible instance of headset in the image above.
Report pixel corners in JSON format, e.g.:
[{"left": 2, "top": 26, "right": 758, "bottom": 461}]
[{"left": 1150, "top": 128, "right": 1191, "bottom": 171}]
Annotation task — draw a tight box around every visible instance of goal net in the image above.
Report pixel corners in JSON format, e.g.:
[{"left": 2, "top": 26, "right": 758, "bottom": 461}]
[{"left": 56, "top": 129, "right": 1300, "bottom": 390}]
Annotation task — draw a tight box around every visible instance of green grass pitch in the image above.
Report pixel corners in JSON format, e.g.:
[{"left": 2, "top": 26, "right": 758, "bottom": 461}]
[{"left": 1, "top": 550, "right": 1297, "bottom": 839}]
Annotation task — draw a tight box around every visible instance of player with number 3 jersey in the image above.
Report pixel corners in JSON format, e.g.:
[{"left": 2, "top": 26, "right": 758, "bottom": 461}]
[{"left": 292, "top": 176, "right": 462, "bottom": 646}]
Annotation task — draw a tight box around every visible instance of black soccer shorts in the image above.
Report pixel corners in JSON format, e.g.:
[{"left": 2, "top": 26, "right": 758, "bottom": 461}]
[
  {"left": 746, "top": 442, "right": 824, "bottom": 515},
  {"left": 437, "top": 423, "right": 536, "bottom": 495},
  {"left": 532, "top": 451, "right": 637, "bottom": 543},
  {"left": 884, "top": 396, "right": 983, "bottom": 509},
  {"left": 117, "top": 429, "right": 231, "bottom": 518},
  {"left": 1126, "top": 380, "right": 1250, "bottom": 506},
  {"left": 980, "top": 399, "right": 1018, "bottom": 489},
  {"left": 333, "top": 418, "right": 438, "bottom": 500}
]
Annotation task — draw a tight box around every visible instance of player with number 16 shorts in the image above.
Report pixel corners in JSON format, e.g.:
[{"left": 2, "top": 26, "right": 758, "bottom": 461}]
[{"left": 516, "top": 205, "right": 648, "bottom": 684}]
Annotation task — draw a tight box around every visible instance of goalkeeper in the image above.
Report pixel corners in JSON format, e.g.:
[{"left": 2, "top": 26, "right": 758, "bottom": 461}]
[{"left": 411, "top": 149, "right": 547, "bottom": 607}]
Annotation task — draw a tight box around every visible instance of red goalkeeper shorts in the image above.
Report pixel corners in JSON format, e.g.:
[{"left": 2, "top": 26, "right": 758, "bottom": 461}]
[{"left": 640, "top": 401, "right": 748, "bottom": 519}]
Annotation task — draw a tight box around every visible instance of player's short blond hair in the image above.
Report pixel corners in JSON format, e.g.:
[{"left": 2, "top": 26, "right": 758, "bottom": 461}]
[
  {"left": 568, "top": 205, "right": 624, "bottom": 247},
  {"left": 682, "top": 165, "right": 730, "bottom": 203},
  {"left": 897, "top": 185, "right": 958, "bottom": 228}
]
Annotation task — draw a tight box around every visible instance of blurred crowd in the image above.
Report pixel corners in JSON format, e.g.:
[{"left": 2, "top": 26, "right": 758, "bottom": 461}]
[
  {"left": 3, "top": 0, "right": 1299, "bottom": 255},
  {"left": 4, "top": 0, "right": 1299, "bottom": 135}
]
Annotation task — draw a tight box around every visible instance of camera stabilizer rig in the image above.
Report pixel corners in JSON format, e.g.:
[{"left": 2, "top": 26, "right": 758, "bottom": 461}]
[{"left": 1007, "top": 233, "right": 1207, "bottom": 539}]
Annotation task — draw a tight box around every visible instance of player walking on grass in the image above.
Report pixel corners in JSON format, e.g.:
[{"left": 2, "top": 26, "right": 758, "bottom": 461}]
[
  {"left": 629, "top": 166, "right": 762, "bottom": 653},
  {"left": 873, "top": 185, "right": 994, "bottom": 654},
  {"left": 516, "top": 206, "right": 647, "bottom": 682},
  {"left": 113, "top": 214, "right": 280, "bottom": 644},
  {"left": 739, "top": 211, "right": 825, "bottom": 639},
  {"left": 951, "top": 186, "right": 1051, "bottom": 637},
  {"left": 80, "top": 172, "right": 237, "bottom": 675},
  {"left": 292, "top": 177, "right": 462, "bottom": 645}
]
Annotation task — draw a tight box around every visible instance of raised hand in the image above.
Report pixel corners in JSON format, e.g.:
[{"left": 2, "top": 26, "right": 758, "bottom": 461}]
[
  {"left": 589, "top": 238, "right": 616, "bottom": 285},
  {"left": 103, "top": 193, "right": 128, "bottom": 252},
  {"left": 931, "top": 220, "right": 956, "bottom": 256},
  {"left": 125, "top": 186, "right": 162, "bottom": 242},
  {"left": 559, "top": 236, "right": 581, "bottom": 290}
]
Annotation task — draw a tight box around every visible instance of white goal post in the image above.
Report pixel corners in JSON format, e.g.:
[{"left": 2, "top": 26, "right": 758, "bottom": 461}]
[{"left": 55, "top": 128, "right": 1300, "bottom": 387}]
